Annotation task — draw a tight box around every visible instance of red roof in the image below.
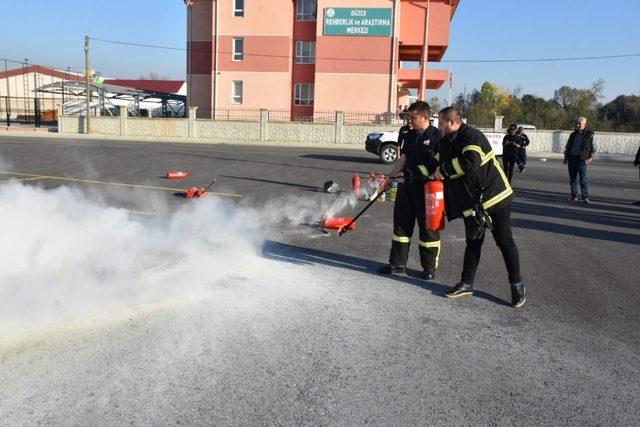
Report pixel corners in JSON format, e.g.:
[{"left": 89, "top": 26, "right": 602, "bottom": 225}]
[
  {"left": 0, "top": 64, "right": 84, "bottom": 81},
  {"left": 104, "top": 79, "right": 184, "bottom": 94}
]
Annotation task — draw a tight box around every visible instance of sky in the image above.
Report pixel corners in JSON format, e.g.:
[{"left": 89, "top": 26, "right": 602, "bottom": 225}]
[{"left": 1, "top": 0, "right": 639, "bottom": 103}]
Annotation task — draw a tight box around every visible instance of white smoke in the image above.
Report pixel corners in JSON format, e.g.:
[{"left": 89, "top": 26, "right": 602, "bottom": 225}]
[
  {"left": 0, "top": 181, "right": 267, "bottom": 346},
  {"left": 0, "top": 177, "right": 362, "bottom": 346},
  {"left": 259, "top": 192, "right": 357, "bottom": 226}
]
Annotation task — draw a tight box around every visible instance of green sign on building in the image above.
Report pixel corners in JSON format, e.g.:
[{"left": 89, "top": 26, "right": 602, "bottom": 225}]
[{"left": 323, "top": 7, "right": 392, "bottom": 37}]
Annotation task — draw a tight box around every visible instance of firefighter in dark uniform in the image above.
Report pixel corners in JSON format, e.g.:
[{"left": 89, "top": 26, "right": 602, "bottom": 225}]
[
  {"left": 427, "top": 106, "right": 526, "bottom": 308},
  {"left": 378, "top": 101, "right": 442, "bottom": 280}
]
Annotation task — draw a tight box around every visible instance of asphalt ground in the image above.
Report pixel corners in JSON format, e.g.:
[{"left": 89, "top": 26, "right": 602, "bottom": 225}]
[{"left": 1, "top": 134, "right": 639, "bottom": 424}]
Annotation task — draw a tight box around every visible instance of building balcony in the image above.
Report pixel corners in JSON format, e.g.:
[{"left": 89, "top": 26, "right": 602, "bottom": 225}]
[{"left": 397, "top": 68, "right": 449, "bottom": 89}]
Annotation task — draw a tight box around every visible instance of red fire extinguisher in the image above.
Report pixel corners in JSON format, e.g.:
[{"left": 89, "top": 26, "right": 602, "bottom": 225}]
[
  {"left": 425, "top": 180, "right": 445, "bottom": 231},
  {"left": 167, "top": 170, "right": 189, "bottom": 179},
  {"left": 322, "top": 217, "right": 356, "bottom": 231},
  {"left": 352, "top": 172, "right": 360, "bottom": 197}
]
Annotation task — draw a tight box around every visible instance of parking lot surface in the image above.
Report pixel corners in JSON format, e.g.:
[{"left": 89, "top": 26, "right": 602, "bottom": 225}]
[{"left": 1, "top": 135, "right": 639, "bottom": 424}]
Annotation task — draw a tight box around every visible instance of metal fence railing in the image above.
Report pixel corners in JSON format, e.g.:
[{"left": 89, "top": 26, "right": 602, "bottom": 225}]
[
  {"left": 187, "top": 108, "right": 404, "bottom": 125},
  {"left": 0, "top": 96, "right": 87, "bottom": 126},
  {"left": 194, "top": 108, "right": 262, "bottom": 121},
  {"left": 1, "top": 101, "right": 413, "bottom": 127},
  {"left": 268, "top": 109, "right": 294, "bottom": 122},
  {"left": 344, "top": 111, "right": 396, "bottom": 125}
]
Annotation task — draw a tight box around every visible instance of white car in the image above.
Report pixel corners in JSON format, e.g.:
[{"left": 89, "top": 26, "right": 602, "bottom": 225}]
[{"left": 365, "top": 128, "right": 503, "bottom": 164}]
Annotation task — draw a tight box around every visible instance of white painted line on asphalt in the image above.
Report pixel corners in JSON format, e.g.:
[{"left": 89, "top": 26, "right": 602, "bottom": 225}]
[{"left": 0, "top": 171, "right": 243, "bottom": 198}]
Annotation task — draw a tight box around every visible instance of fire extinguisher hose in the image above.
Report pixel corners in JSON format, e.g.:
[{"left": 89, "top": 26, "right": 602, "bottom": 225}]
[{"left": 338, "top": 181, "right": 390, "bottom": 236}]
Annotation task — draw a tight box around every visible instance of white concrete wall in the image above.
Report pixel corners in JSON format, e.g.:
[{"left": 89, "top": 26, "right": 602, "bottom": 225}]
[
  {"left": 267, "top": 122, "right": 335, "bottom": 143},
  {"left": 127, "top": 118, "right": 188, "bottom": 138},
  {"left": 58, "top": 115, "right": 640, "bottom": 156},
  {"left": 90, "top": 117, "right": 120, "bottom": 135},
  {"left": 527, "top": 130, "right": 640, "bottom": 156},
  {"left": 197, "top": 119, "right": 261, "bottom": 140}
]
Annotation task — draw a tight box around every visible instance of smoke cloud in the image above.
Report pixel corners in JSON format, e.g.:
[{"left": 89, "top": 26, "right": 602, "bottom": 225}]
[{"left": 0, "top": 179, "right": 358, "bottom": 347}]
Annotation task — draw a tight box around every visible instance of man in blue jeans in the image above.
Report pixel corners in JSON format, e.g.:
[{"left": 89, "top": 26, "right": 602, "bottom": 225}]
[{"left": 563, "top": 117, "right": 595, "bottom": 204}]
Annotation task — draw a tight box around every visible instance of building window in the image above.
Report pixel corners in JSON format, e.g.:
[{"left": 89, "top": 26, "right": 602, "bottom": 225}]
[
  {"left": 232, "top": 38, "right": 244, "bottom": 61},
  {"left": 295, "top": 41, "right": 316, "bottom": 64},
  {"left": 233, "top": 0, "right": 244, "bottom": 17},
  {"left": 232, "top": 81, "right": 243, "bottom": 104},
  {"left": 296, "top": 0, "right": 317, "bottom": 21},
  {"left": 294, "top": 83, "right": 314, "bottom": 106}
]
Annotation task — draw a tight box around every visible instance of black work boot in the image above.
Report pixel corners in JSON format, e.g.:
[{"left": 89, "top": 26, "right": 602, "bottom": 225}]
[
  {"left": 445, "top": 282, "right": 473, "bottom": 298},
  {"left": 511, "top": 282, "right": 526, "bottom": 308},
  {"left": 423, "top": 269, "right": 436, "bottom": 280},
  {"left": 377, "top": 264, "right": 406, "bottom": 275}
]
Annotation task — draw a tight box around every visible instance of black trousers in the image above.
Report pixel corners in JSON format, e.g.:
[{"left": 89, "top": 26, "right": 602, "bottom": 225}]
[
  {"left": 461, "top": 204, "right": 521, "bottom": 285},
  {"left": 503, "top": 156, "right": 516, "bottom": 183},
  {"left": 389, "top": 182, "right": 440, "bottom": 271}
]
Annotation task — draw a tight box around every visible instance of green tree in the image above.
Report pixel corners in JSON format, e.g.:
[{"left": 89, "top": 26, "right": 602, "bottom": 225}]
[
  {"left": 428, "top": 96, "right": 441, "bottom": 112},
  {"left": 553, "top": 79, "right": 605, "bottom": 128},
  {"left": 453, "top": 93, "right": 470, "bottom": 116},
  {"left": 467, "top": 82, "right": 518, "bottom": 126},
  {"left": 598, "top": 95, "right": 640, "bottom": 132},
  {"left": 518, "top": 94, "right": 567, "bottom": 130}
]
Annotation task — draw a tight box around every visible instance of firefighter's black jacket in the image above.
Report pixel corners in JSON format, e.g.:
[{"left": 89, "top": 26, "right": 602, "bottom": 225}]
[
  {"left": 423, "top": 123, "right": 513, "bottom": 221},
  {"left": 397, "top": 124, "right": 411, "bottom": 148},
  {"left": 400, "top": 124, "right": 442, "bottom": 178}
]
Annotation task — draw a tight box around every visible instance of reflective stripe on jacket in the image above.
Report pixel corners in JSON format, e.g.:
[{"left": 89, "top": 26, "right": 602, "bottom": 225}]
[{"left": 424, "top": 123, "right": 513, "bottom": 221}]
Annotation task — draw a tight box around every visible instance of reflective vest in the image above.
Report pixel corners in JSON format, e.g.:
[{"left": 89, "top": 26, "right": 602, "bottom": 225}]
[{"left": 421, "top": 123, "right": 513, "bottom": 221}]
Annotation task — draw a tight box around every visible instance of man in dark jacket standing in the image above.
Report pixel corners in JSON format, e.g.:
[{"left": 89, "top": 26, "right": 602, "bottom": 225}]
[
  {"left": 516, "top": 126, "right": 530, "bottom": 172},
  {"left": 502, "top": 124, "right": 521, "bottom": 184},
  {"left": 634, "top": 145, "right": 640, "bottom": 206},
  {"left": 563, "top": 117, "right": 595, "bottom": 203},
  {"left": 378, "top": 101, "right": 442, "bottom": 280},
  {"left": 429, "top": 106, "right": 525, "bottom": 308}
]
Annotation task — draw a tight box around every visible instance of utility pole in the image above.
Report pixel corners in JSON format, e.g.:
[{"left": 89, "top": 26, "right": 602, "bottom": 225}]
[
  {"left": 4, "top": 59, "right": 11, "bottom": 125},
  {"left": 418, "top": 0, "right": 430, "bottom": 101},
  {"left": 448, "top": 71, "right": 453, "bottom": 106},
  {"left": 84, "top": 35, "right": 91, "bottom": 134}
]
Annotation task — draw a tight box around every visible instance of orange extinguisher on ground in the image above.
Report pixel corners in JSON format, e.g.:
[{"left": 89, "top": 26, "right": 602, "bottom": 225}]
[{"left": 425, "top": 180, "right": 445, "bottom": 231}]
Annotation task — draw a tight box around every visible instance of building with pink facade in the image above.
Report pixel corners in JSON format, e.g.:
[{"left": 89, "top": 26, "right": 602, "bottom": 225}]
[{"left": 184, "top": 0, "right": 459, "bottom": 120}]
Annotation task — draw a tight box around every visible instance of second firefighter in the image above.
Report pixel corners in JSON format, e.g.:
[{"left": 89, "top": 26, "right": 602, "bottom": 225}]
[{"left": 378, "top": 101, "right": 443, "bottom": 280}]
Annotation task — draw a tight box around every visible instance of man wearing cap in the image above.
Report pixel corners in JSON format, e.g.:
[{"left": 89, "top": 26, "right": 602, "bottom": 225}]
[{"left": 563, "top": 117, "right": 595, "bottom": 203}]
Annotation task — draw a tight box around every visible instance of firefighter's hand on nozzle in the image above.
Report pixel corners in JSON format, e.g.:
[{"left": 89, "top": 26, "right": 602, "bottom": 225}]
[
  {"left": 394, "top": 172, "right": 405, "bottom": 184},
  {"left": 432, "top": 166, "right": 444, "bottom": 181}
]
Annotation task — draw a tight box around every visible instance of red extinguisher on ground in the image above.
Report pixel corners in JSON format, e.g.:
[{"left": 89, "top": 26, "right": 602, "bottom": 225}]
[
  {"left": 352, "top": 172, "right": 360, "bottom": 197},
  {"left": 425, "top": 180, "right": 445, "bottom": 231}
]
